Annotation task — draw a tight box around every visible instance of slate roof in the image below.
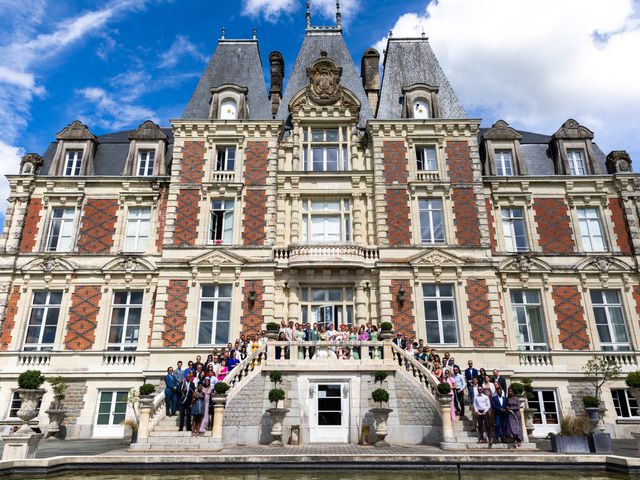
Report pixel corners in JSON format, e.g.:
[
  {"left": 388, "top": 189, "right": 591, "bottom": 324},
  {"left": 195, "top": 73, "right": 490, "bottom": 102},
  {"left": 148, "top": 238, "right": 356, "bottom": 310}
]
[
  {"left": 41, "top": 128, "right": 173, "bottom": 176},
  {"left": 377, "top": 38, "right": 467, "bottom": 120},
  {"left": 182, "top": 39, "right": 271, "bottom": 120},
  {"left": 276, "top": 30, "right": 374, "bottom": 124}
]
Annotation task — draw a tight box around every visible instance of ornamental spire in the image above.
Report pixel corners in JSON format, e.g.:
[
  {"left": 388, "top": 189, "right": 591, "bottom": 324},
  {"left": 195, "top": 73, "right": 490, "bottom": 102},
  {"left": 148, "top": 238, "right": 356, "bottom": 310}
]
[
  {"left": 306, "top": 1, "right": 311, "bottom": 30},
  {"left": 336, "top": 0, "right": 342, "bottom": 30}
]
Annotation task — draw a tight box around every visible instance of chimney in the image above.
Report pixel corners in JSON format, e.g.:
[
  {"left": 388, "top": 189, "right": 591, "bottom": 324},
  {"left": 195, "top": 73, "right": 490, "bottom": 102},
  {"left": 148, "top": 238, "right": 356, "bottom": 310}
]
[
  {"left": 269, "top": 51, "right": 285, "bottom": 118},
  {"left": 361, "top": 48, "right": 380, "bottom": 113}
]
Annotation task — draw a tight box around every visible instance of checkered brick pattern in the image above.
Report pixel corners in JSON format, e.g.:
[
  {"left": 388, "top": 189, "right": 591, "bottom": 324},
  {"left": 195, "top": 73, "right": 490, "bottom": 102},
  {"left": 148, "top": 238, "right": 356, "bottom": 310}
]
[
  {"left": 19, "top": 197, "right": 42, "bottom": 253},
  {"left": 245, "top": 141, "right": 269, "bottom": 187},
  {"left": 77, "top": 198, "right": 118, "bottom": 254},
  {"left": 0, "top": 286, "right": 21, "bottom": 351},
  {"left": 155, "top": 187, "right": 168, "bottom": 252},
  {"left": 162, "top": 280, "right": 189, "bottom": 348},
  {"left": 242, "top": 189, "right": 267, "bottom": 246},
  {"left": 485, "top": 197, "right": 497, "bottom": 253},
  {"left": 382, "top": 141, "right": 408, "bottom": 185},
  {"left": 241, "top": 280, "right": 264, "bottom": 336},
  {"left": 446, "top": 141, "right": 474, "bottom": 184},
  {"left": 609, "top": 197, "right": 633, "bottom": 255},
  {"left": 552, "top": 285, "right": 590, "bottom": 351},
  {"left": 174, "top": 189, "right": 200, "bottom": 246},
  {"left": 633, "top": 286, "right": 640, "bottom": 326},
  {"left": 64, "top": 286, "right": 102, "bottom": 351},
  {"left": 533, "top": 198, "right": 574, "bottom": 254},
  {"left": 385, "top": 189, "right": 411, "bottom": 246},
  {"left": 390, "top": 280, "right": 415, "bottom": 337},
  {"left": 466, "top": 279, "right": 494, "bottom": 347},
  {"left": 452, "top": 188, "right": 482, "bottom": 246},
  {"left": 180, "top": 141, "right": 206, "bottom": 184}
]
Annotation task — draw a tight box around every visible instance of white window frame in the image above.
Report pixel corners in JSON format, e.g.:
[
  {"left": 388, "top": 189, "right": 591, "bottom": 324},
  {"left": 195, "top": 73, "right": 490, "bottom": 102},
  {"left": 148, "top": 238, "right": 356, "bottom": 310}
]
[
  {"left": 510, "top": 289, "right": 548, "bottom": 351},
  {"left": 577, "top": 207, "right": 606, "bottom": 252},
  {"left": 302, "top": 199, "right": 351, "bottom": 243},
  {"left": 123, "top": 207, "right": 151, "bottom": 253},
  {"left": 302, "top": 127, "right": 349, "bottom": 172},
  {"left": 64, "top": 149, "right": 83, "bottom": 176},
  {"left": 197, "top": 284, "right": 232, "bottom": 346},
  {"left": 215, "top": 146, "right": 236, "bottom": 171},
  {"left": 591, "top": 289, "right": 630, "bottom": 351},
  {"left": 416, "top": 146, "right": 437, "bottom": 171},
  {"left": 23, "top": 290, "right": 62, "bottom": 352},
  {"left": 612, "top": 389, "right": 639, "bottom": 418},
  {"left": 94, "top": 390, "right": 128, "bottom": 437},
  {"left": 567, "top": 149, "right": 586, "bottom": 175},
  {"left": 495, "top": 150, "right": 514, "bottom": 176},
  {"left": 136, "top": 150, "right": 155, "bottom": 176},
  {"left": 107, "top": 291, "right": 143, "bottom": 351},
  {"left": 419, "top": 198, "right": 445, "bottom": 245},
  {"left": 209, "top": 199, "right": 234, "bottom": 245},
  {"left": 300, "top": 287, "right": 354, "bottom": 330},
  {"left": 501, "top": 207, "right": 528, "bottom": 252},
  {"left": 46, "top": 207, "right": 76, "bottom": 252},
  {"left": 528, "top": 389, "right": 560, "bottom": 437},
  {"left": 422, "top": 284, "right": 458, "bottom": 345}
]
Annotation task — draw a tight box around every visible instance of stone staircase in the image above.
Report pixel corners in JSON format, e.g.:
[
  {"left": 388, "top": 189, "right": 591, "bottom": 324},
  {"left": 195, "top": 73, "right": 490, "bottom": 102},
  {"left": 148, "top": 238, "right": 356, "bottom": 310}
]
[{"left": 130, "top": 415, "right": 224, "bottom": 452}]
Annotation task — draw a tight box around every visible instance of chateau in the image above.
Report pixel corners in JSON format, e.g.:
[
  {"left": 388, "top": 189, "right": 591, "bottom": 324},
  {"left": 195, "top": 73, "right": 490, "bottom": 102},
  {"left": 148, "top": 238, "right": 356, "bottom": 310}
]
[{"left": 1, "top": 5, "right": 639, "bottom": 446}]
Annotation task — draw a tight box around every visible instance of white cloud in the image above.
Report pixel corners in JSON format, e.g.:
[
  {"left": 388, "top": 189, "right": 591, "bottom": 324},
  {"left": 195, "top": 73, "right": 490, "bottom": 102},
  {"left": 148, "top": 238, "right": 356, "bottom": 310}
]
[
  {"left": 159, "top": 35, "right": 208, "bottom": 68},
  {"left": 376, "top": 0, "right": 640, "bottom": 157},
  {"left": 76, "top": 87, "right": 158, "bottom": 131},
  {"left": 242, "top": 0, "right": 359, "bottom": 25}
]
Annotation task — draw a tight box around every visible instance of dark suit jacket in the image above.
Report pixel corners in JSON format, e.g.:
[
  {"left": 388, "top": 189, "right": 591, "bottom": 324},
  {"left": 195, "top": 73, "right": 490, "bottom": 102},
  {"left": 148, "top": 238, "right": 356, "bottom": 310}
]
[{"left": 493, "top": 375, "right": 508, "bottom": 393}]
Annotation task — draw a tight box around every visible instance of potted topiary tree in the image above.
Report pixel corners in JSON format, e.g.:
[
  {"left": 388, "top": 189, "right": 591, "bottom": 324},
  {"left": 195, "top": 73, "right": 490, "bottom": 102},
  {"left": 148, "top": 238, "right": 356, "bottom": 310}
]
[
  {"left": 370, "top": 387, "right": 392, "bottom": 446},
  {"left": 582, "top": 356, "right": 620, "bottom": 452},
  {"left": 550, "top": 414, "right": 592, "bottom": 453},
  {"left": 45, "top": 376, "right": 68, "bottom": 440},
  {"left": 266, "top": 371, "right": 288, "bottom": 446},
  {"left": 16, "top": 370, "right": 46, "bottom": 434},
  {"left": 519, "top": 378, "right": 536, "bottom": 438},
  {"left": 583, "top": 395, "right": 600, "bottom": 422},
  {"left": 124, "top": 387, "right": 140, "bottom": 443},
  {"left": 139, "top": 383, "right": 155, "bottom": 404},
  {"left": 625, "top": 371, "right": 640, "bottom": 402},
  {"left": 379, "top": 322, "right": 394, "bottom": 340},
  {"left": 265, "top": 322, "right": 280, "bottom": 340}
]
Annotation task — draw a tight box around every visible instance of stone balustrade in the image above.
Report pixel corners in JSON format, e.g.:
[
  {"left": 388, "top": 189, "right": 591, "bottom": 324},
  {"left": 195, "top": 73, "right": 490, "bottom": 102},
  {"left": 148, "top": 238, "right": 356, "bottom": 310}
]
[
  {"left": 224, "top": 342, "right": 267, "bottom": 401},
  {"left": 265, "top": 340, "right": 391, "bottom": 366},
  {"left": 273, "top": 243, "right": 379, "bottom": 268},
  {"left": 3, "top": 351, "right": 149, "bottom": 374},
  {"left": 211, "top": 171, "right": 236, "bottom": 183},
  {"left": 416, "top": 171, "right": 441, "bottom": 182}
]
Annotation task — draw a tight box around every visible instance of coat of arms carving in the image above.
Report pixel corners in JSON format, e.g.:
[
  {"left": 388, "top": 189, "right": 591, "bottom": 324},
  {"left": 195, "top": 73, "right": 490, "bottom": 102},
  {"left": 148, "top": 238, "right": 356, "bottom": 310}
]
[{"left": 306, "top": 55, "right": 343, "bottom": 106}]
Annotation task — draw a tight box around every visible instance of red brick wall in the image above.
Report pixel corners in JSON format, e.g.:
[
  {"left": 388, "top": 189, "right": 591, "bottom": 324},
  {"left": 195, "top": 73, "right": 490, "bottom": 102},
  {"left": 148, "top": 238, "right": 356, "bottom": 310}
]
[
  {"left": 163, "top": 280, "right": 189, "bottom": 348},
  {"left": 383, "top": 141, "right": 408, "bottom": 185},
  {"left": 19, "top": 198, "right": 43, "bottom": 253},
  {"left": 390, "top": 280, "right": 415, "bottom": 337},
  {"left": 147, "top": 289, "right": 156, "bottom": 349},
  {"left": 241, "top": 280, "right": 264, "bottom": 335},
  {"left": 180, "top": 141, "right": 206, "bottom": 184},
  {"left": 174, "top": 189, "right": 200, "bottom": 246},
  {"left": 64, "top": 286, "right": 102, "bottom": 351},
  {"left": 245, "top": 141, "right": 269, "bottom": 187},
  {"left": 385, "top": 189, "right": 412, "bottom": 246},
  {"left": 552, "top": 285, "right": 590, "bottom": 350},
  {"left": 485, "top": 198, "right": 497, "bottom": 253},
  {"left": 77, "top": 199, "right": 118, "bottom": 254},
  {"left": 242, "top": 190, "right": 267, "bottom": 246},
  {"left": 155, "top": 187, "right": 168, "bottom": 252},
  {"left": 452, "top": 188, "right": 482, "bottom": 246},
  {"left": 0, "top": 286, "right": 21, "bottom": 351},
  {"left": 633, "top": 286, "right": 640, "bottom": 327},
  {"left": 446, "top": 141, "right": 474, "bottom": 184},
  {"left": 466, "top": 279, "right": 494, "bottom": 347},
  {"left": 533, "top": 198, "right": 574, "bottom": 254},
  {"left": 609, "top": 197, "right": 633, "bottom": 254}
]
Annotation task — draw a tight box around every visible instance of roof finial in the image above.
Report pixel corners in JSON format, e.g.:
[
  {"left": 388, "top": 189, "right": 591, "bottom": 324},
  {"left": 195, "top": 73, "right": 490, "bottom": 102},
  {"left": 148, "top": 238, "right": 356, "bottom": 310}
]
[
  {"left": 221, "top": 27, "right": 225, "bottom": 39},
  {"left": 306, "top": 1, "right": 311, "bottom": 30},
  {"left": 252, "top": 27, "right": 257, "bottom": 40},
  {"left": 336, "top": 0, "right": 342, "bottom": 30},
  {"left": 389, "top": 30, "right": 393, "bottom": 38}
]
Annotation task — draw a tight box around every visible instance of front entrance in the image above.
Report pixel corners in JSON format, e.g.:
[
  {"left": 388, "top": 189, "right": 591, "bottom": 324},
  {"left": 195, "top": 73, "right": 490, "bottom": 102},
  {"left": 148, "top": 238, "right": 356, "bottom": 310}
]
[{"left": 309, "top": 383, "right": 349, "bottom": 443}]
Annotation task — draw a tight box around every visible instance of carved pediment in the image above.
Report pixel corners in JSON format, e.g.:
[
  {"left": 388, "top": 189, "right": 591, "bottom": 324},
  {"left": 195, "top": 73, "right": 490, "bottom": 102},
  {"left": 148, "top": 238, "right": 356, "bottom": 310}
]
[
  {"left": 482, "top": 120, "right": 523, "bottom": 141},
  {"left": 102, "top": 256, "right": 155, "bottom": 273},
  {"left": 307, "top": 55, "right": 343, "bottom": 105},
  {"left": 410, "top": 249, "right": 465, "bottom": 267},
  {"left": 552, "top": 119, "right": 594, "bottom": 140},
  {"left": 574, "top": 256, "right": 632, "bottom": 273},
  {"left": 22, "top": 256, "right": 76, "bottom": 274},
  {"left": 128, "top": 120, "right": 167, "bottom": 141},
  {"left": 498, "top": 254, "right": 551, "bottom": 273},
  {"left": 189, "top": 249, "right": 245, "bottom": 268},
  {"left": 56, "top": 120, "right": 96, "bottom": 141}
]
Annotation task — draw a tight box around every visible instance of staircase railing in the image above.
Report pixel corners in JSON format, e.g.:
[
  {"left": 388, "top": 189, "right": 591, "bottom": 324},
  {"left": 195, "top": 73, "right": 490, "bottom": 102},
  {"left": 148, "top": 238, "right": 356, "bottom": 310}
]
[
  {"left": 224, "top": 342, "right": 267, "bottom": 400},
  {"left": 138, "top": 389, "right": 166, "bottom": 442},
  {"left": 390, "top": 342, "right": 440, "bottom": 398}
]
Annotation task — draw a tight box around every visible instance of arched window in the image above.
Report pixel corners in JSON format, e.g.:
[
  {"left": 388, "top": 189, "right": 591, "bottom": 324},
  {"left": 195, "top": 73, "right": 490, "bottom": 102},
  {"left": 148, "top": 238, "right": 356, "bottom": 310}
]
[
  {"left": 220, "top": 98, "right": 238, "bottom": 120},
  {"left": 21, "top": 163, "right": 33, "bottom": 175},
  {"left": 413, "top": 98, "right": 430, "bottom": 119}
]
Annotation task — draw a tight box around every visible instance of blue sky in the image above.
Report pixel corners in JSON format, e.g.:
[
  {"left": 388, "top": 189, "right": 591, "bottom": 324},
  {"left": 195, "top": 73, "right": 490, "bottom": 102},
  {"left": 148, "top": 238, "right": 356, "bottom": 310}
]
[{"left": 1, "top": 0, "right": 639, "bottom": 228}]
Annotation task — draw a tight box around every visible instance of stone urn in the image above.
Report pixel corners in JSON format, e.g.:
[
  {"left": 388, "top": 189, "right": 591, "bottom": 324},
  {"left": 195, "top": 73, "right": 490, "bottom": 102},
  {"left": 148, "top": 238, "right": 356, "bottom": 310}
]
[
  {"left": 379, "top": 331, "right": 394, "bottom": 341},
  {"left": 44, "top": 407, "right": 67, "bottom": 440},
  {"left": 524, "top": 407, "right": 536, "bottom": 437},
  {"left": 16, "top": 389, "right": 46, "bottom": 434},
  {"left": 585, "top": 407, "right": 600, "bottom": 424},
  {"left": 369, "top": 407, "right": 393, "bottom": 446},
  {"left": 265, "top": 330, "right": 279, "bottom": 340},
  {"left": 266, "top": 407, "right": 289, "bottom": 446}
]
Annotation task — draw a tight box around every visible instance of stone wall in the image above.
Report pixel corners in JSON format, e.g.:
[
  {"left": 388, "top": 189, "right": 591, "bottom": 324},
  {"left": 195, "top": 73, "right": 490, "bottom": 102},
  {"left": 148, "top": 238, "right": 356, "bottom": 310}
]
[{"left": 63, "top": 381, "right": 89, "bottom": 438}]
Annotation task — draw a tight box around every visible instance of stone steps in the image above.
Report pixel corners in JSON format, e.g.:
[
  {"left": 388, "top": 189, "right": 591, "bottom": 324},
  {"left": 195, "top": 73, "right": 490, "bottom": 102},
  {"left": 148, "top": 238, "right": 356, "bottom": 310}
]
[{"left": 148, "top": 430, "right": 208, "bottom": 438}]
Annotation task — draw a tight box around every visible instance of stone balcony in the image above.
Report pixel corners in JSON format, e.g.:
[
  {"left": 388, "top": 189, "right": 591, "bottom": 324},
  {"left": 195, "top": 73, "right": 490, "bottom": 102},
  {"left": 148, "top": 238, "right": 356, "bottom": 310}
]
[
  {"left": 273, "top": 243, "right": 379, "bottom": 269},
  {"left": 1, "top": 351, "right": 150, "bottom": 375}
]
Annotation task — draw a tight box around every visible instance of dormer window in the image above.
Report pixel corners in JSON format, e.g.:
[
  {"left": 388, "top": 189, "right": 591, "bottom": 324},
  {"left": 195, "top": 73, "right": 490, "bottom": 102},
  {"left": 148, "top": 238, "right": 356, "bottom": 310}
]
[
  {"left": 64, "top": 150, "right": 83, "bottom": 176},
  {"left": 567, "top": 149, "right": 586, "bottom": 176},
  {"left": 216, "top": 147, "right": 236, "bottom": 171},
  {"left": 137, "top": 150, "right": 155, "bottom": 176},
  {"left": 413, "top": 99, "right": 430, "bottom": 119},
  {"left": 220, "top": 98, "right": 238, "bottom": 120},
  {"left": 416, "top": 146, "right": 437, "bottom": 171},
  {"left": 495, "top": 150, "right": 514, "bottom": 176},
  {"left": 402, "top": 84, "right": 440, "bottom": 119}
]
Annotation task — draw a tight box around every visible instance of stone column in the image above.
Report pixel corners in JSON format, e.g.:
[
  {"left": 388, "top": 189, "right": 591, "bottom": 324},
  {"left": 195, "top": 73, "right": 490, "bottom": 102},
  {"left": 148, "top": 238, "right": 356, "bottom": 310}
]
[
  {"left": 518, "top": 396, "right": 530, "bottom": 444},
  {"left": 288, "top": 282, "right": 300, "bottom": 324},
  {"left": 276, "top": 194, "right": 287, "bottom": 244},
  {"left": 438, "top": 394, "right": 455, "bottom": 446},
  {"left": 211, "top": 394, "right": 226, "bottom": 441},
  {"left": 290, "top": 194, "right": 301, "bottom": 243},
  {"left": 352, "top": 193, "right": 365, "bottom": 243},
  {"left": 355, "top": 281, "right": 367, "bottom": 324},
  {"left": 273, "top": 282, "right": 285, "bottom": 326},
  {"left": 137, "top": 398, "right": 153, "bottom": 441}
]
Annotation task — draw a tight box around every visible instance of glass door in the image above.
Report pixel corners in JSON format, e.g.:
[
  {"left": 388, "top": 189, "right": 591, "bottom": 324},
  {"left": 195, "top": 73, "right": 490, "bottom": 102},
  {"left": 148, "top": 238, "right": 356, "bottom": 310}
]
[{"left": 309, "top": 383, "right": 349, "bottom": 443}]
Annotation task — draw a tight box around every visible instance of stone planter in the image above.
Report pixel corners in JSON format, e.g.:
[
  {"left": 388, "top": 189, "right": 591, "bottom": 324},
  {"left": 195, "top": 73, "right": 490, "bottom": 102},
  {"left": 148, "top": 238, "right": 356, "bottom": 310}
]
[
  {"left": 369, "top": 407, "right": 393, "bottom": 447},
  {"left": 265, "top": 330, "right": 279, "bottom": 340},
  {"left": 379, "top": 331, "right": 394, "bottom": 340},
  {"left": 139, "top": 395, "right": 154, "bottom": 407},
  {"left": 524, "top": 407, "right": 536, "bottom": 437},
  {"left": 588, "top": 432, "right": 612, "bottom": 453},
  {"left": 585, "top": 406, "right": 600, "bottom": 424},
  {"left": 550, "top": 434, "right": 590, "bottom": 453},
  {"left": 631, "top": 432, "right": 640, "bottom": 453},
  {"left": 44, "top": 409, "right": 67, "bottom": 440},
  {"left": 16, "top": 389, "right": 46, "bottom": 434},
  {"left": 267, "top": 407, "right": 289, "bottom": 446}
]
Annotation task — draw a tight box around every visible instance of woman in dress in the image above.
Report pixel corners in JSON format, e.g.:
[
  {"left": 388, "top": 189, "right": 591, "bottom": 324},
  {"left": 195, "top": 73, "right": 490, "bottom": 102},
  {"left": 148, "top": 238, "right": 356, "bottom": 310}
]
[
  {"left": 349, "top": 326, "right": 359, "bottom": 360},
  {"left": 199, "top": 378, "right": 213, "bottom": 434},
  {"left": 295, "top": 323, "right": 305, "bottom": 359},
  {"left": 483, "top": 374, "right": 496, "bottom": 397},
  {"left": 191, "top": 383, "right": 205, "bottom": 436},
  {"left": 217, "top": 360, "right": 229, "bottom": 382},
  {"left": 357, "top": 325, "right": 369, "bottom": 341},
  {"left": 432, "top": 362, "right": 443, "bottom": 382},
  {"left": 444, "top": 369, "right": 457, "bottom": 421},
  {"left": 506, "top": 387, "right": 523, "bottom": 446}
]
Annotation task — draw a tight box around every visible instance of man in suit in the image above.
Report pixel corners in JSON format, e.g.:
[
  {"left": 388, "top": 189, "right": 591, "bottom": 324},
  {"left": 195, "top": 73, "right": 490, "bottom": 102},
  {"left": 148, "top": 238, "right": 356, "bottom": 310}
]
[
  {"left": 464, "top": 360, "right": 479, "bottom": 406},
  {"left": 178, "top": 372, "right": 196, "bottom": 432},
  {"left": 492, "top": 368, "right": 508, "bottom": 393},
  {"left": 492, "top": 386, "right": 508, "bottom": 443},
  {"left": 393, "top": 333, "right": 406, "bottom": 349},
  {"left": 164, "top": 366, "right": 179, "bottom": 417}
]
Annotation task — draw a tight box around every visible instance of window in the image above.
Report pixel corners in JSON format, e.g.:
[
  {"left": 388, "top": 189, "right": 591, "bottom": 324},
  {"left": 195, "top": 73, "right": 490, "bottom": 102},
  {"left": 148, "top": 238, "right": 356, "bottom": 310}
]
[
  {"left": 46, "top": 207, "right": 75, "bottom": 252},
  {"left": 495, "top": 150, "right": 514, "bottom": 176},
  {"left": 210, "top": 199, "right": 234, "bottom": 244},
  {"left": 302, "top": 127, "right": 349, "bottom": 172},
  {"left": 220, "top": 98, "right": 237, "bottom": 120},
  {"left": 215, "top": 147, "right": 236, "bottom": 171},
  {"left": 511, "top": 290, "right": 547, "bottom": 351},
  {"left": 612, "top": 389, "right": 639, "bottom": 418},
  {"left": 416, "top": 146, "right": 437, "bottom": 171},
  {"left": 64, "top": 150, "right": 83, "bottom": 176},
  {"left": 423, "top": 284, "right": 458, "bottom": 345},
  {"left": 198, "top": 285, "right": 232, "bottom": 345},
  {"left": 96, "top": 391, "right": 128, "bottom": 426},
  {"left": 419, "top": 199, "right": 445, "bottom": 244},
  {"left": 107, "top": 291, "right": 143, "bottom": 351},
  {"left": 567, "top": 149, "right": 586, "bottom": 175},
  {"left": 9, "top": 391, "right": 42, "bottom": 419},
  {"left": 302, "top": 199, "right": 351, "bottom": 242},
  {"left": 23, "top": 291, "right": 62, "bottom": 351},
  {"left": 124, "top": 207, "right": 150, "bottom": 252},
  {"left": 137, "top": 150, "right": 155, "bottom": 176},
  {"left": 577, "top": 208, "right": 606, "bottom": 252},
  {"left": 501, "top": 207, "right": 528, "bottom": 252},
  {"left": 300, "top": 287, "right": 354, "bottom": 330},
  {"left": 413, "top": 99, "right": 430, "bottom": 119},
  {"left": 591, "top": 290, "right": 630, "bottom": 351},
  {"left": 528, "top": 390, "right": 560, "bottom": 426}
]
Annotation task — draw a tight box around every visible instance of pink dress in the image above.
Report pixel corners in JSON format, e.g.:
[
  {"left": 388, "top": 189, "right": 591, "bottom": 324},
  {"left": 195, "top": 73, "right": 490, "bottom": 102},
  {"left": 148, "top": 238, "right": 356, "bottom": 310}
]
[
  {"left": 446, "top": 376, "right": 457, "bottom": 421},
  {"left": 199, "top": 386, "right": 212, "bottom": 433},
  {"left": 217, "top": 366, "right": 228, "bottom": 381}
]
